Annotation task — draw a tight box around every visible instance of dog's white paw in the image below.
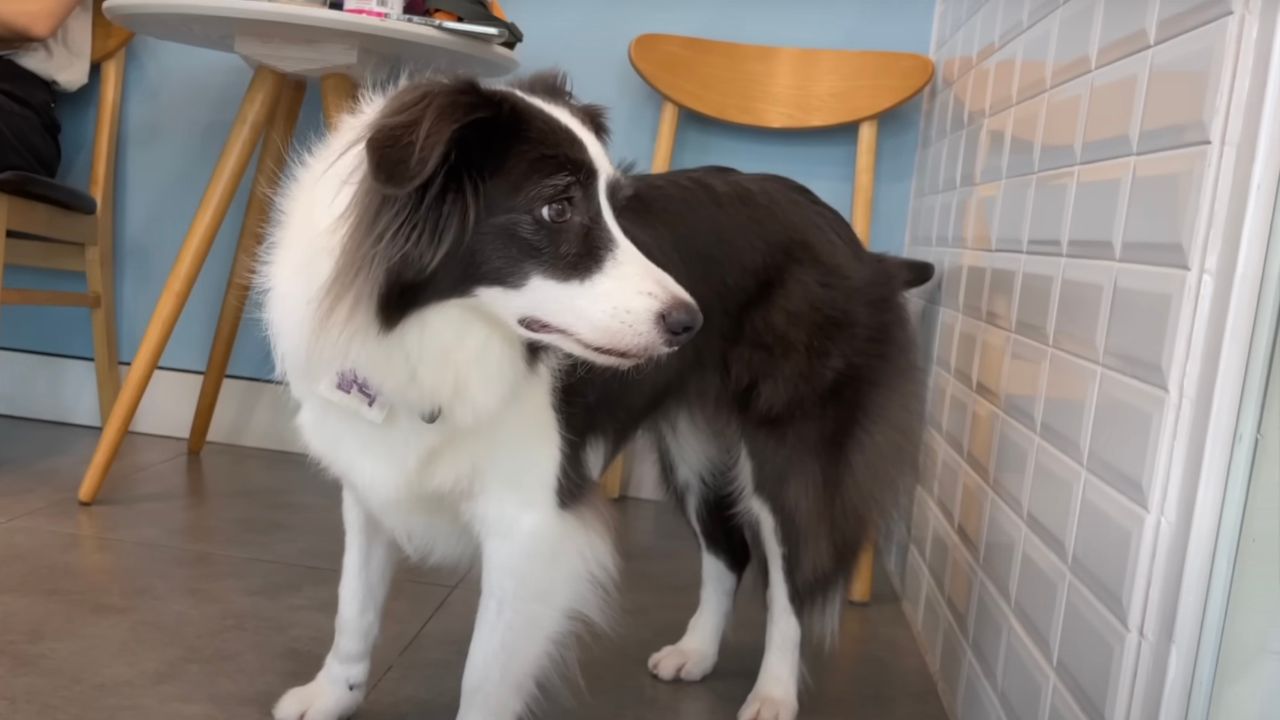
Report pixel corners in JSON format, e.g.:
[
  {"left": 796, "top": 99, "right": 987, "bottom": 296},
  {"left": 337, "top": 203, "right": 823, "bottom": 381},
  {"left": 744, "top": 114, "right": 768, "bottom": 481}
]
[
  {"left": 737, "top": 691, "right": 799, "bottom": 720},
  {"left": 272, "top": 677, "right": 364, "bottom": 720},
  {"left": 647, "top": 642, "right": 718, "bottom": 682}
]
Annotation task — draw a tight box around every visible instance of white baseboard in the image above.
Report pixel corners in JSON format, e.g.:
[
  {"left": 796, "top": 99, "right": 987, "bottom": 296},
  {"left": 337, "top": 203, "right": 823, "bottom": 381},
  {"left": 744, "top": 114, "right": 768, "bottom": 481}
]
[
  {"left": 0, "top": 349, "right": 665, "bottom": 500},
  {"left": 0, "top": 349, "right": 304, "bottom": 453}
]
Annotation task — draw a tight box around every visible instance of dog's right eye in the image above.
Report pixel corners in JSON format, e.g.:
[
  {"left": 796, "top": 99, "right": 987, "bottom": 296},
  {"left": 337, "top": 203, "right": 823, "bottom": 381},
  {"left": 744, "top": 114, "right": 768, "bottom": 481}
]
[{"left": 539, "top": 199, "right": 573, "bottom": 224}]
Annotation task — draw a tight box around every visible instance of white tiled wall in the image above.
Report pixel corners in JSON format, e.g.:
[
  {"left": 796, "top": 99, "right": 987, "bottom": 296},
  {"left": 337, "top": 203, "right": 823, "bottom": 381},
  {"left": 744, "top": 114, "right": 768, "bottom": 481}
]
[{"left": 897, "top": 1, "right": 1245, "bottom": 718}]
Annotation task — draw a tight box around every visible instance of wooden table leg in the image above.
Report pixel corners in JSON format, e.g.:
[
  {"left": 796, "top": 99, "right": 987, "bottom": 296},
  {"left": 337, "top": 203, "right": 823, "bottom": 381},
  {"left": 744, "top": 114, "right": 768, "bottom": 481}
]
[
  {"left": 320, "top": 73, "right": 358, "bottom": 128},
  {"left": 77, "top": 67, "right": 286, "bottom": 505},
  {"left": 188, "top": 78, "right": 306, "bottom": 454}
]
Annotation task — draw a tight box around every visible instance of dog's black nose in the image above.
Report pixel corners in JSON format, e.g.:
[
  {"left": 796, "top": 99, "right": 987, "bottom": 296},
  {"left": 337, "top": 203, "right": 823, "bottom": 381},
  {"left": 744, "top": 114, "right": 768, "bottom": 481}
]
[{"left": 660, "top": 302, "right": 702, "bottom": 348}]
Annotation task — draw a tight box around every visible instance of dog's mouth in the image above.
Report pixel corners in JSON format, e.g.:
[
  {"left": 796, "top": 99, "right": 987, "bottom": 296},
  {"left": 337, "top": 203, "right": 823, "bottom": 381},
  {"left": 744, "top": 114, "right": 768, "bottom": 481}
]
[{"left": 518, "top": 317, "right": 648, "bottom": 362}]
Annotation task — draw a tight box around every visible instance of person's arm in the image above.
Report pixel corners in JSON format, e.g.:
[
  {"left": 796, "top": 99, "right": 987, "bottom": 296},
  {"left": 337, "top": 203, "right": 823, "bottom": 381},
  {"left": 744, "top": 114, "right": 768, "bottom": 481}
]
[{"left": 0, "top": 0, "right": 82, "bottom": 44}]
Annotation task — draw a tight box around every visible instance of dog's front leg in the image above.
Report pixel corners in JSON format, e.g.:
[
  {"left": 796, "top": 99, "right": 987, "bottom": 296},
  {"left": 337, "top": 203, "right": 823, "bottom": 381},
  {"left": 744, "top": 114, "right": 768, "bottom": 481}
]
[
  {"left": 456, "top": 494, "right": 617, "bottom": 720},
  {"left": 275, "top": 488, "right": 397, "bottom": 720}
]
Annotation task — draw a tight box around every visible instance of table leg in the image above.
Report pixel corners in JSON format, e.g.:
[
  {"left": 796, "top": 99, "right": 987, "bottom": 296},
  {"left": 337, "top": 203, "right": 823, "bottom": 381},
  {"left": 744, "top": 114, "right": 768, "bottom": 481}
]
[
  {"left": 188, "top": 78, "right": 307, "bottom": 454},
  {"left": 320, "top": 73, "right": 358, "bottom": 128},
  {"left": 77, "top": 67, "right": 287, "bottom": 504}
]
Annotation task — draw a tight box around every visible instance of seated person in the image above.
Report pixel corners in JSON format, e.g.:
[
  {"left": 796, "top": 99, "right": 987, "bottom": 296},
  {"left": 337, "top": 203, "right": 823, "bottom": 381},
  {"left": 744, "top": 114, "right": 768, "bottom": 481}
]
[{"left": 0, "top": 0, "right": 91, "bottom": 179}]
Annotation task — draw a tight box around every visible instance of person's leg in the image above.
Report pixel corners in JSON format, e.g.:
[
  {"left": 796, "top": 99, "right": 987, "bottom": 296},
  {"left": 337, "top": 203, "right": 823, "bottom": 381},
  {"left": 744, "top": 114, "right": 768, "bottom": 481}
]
[{"left": 0, "top": 58, "right": 61, "bottom": 178}]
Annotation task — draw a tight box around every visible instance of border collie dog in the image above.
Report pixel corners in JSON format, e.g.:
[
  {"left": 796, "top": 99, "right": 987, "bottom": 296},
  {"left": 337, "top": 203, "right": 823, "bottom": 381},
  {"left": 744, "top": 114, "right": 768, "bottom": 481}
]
[{"left": 264, "top": 71, "right": 932, "bottom": 720}]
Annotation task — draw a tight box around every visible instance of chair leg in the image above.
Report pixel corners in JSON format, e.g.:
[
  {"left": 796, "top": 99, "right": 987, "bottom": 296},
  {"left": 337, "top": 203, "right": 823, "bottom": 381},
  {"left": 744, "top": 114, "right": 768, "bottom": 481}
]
[
  {"left": 601, "top": 453, "right": 625, "bottom": 499},
  {"left": 189, "top": 79, "right": 307, "bottom": 454},
  {"left": 851, "top": 117, "right": 878, "bottom": 248},
  {"left": 77, "top": 67, "right": 287, "bottom": 505},
  {"left": 84, "top": 235, "right": 120, "bottom": 423},
  {"left": 848, "top": 536, "right": 875, "bottom": 605},
  {"left": 0, "top": 197, "right": 8, "bottom": 325}
]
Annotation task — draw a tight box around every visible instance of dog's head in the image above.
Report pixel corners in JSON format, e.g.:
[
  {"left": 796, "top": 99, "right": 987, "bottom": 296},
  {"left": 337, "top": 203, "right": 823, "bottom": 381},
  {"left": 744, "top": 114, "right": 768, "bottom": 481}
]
[{"left": 337, "top": 71, "right": 700, "bottom": 367}]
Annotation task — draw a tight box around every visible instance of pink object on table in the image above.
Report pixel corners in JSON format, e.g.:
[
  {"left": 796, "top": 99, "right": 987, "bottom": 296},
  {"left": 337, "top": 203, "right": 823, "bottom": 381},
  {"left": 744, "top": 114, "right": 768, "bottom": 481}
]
[{"left": 344, "top": 0, "right": 403, "bottom": 18}]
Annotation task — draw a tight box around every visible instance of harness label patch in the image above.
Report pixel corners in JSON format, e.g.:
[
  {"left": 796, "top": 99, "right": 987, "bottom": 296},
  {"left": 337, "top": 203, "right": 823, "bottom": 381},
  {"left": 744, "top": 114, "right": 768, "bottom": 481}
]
[{"left": 320, "top": 369, "right": 389, "bottom": 424}]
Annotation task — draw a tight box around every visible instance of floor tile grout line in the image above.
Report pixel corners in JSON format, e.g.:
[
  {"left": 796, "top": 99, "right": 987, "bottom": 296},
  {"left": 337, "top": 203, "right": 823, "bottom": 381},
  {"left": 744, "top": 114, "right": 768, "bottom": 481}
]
[
  {"left": 368, "top": 583, "right": 462, "bottom": 695},
  {"left": 0, "top": 446, "right": 190, "bottom": 526},
  {"left": 3, "top": 512, "right": 466, "bottom": 587},
  {"left": 0, "top": 521, "right": 463, "bottom": 589},
  {"left": 0, "top": 441, "right": 466, "bottom": 587},
  {"left": 402, "top": 573, "right": 469, "bottom": 588}
]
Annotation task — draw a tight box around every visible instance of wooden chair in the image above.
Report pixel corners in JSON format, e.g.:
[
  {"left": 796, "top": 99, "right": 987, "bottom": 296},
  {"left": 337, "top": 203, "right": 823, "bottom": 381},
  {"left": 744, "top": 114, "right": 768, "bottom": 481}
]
[
  {"left": 0, "top": 0, "right": 133, "bottom": 422},
  {"left": 609, "top": 33, "right": 933, "bottom": 604}
]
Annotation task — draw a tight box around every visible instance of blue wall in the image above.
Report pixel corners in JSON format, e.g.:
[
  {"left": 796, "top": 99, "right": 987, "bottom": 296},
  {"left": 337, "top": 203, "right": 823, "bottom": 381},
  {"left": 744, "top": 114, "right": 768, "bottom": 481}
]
[{"left": 0, "top": 0, "right": 934, "bottom": 381}]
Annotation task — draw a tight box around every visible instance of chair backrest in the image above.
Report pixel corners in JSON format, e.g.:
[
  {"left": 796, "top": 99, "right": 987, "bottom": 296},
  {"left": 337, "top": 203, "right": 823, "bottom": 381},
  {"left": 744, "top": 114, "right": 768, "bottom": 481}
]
[
  {"left": 630, "top": 34, "right": 933, "bottom": 130},
  {"left": 88, "top": 0, "right": 131, "bottom": 211},
  {"left": 629, "top": 33, "right": 933, "bottom": 245}
]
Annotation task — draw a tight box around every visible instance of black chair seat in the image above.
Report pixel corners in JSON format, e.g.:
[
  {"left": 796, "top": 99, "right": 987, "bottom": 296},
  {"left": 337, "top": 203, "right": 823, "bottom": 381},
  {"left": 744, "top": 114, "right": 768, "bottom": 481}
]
[{"left": 0, "top": 171, "right": 97, "bottom": 215}]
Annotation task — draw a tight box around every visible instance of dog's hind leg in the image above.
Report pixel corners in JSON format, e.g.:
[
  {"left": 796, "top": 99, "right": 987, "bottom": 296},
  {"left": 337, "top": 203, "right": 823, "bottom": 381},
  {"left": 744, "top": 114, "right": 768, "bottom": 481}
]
[
  {"left": 648, "top": 429, "right": 751, "bottom": 683},
  {"left": 456, "top": 493, "right": 617, "bottom": 720},
  {"left": 274, "top": 488, "right": 397, "bottom": 720},
  {"left": 739, "top": 453, "right": 802, "bottom": 720}
]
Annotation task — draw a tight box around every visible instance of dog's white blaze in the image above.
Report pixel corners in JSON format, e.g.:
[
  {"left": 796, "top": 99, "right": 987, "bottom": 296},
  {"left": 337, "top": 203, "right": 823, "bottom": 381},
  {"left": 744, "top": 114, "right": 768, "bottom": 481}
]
[
  {"left": 479, "top": 88, "right": 695, "bottom": 365},
  {"left": 502, "top": 88, "right": 616, "bottom": 180}
]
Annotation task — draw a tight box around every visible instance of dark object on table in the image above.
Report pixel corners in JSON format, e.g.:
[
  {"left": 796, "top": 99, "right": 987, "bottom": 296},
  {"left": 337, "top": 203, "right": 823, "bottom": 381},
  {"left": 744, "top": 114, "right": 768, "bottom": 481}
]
[
  {"left": 417, "top": 0, "right": 522, "bottom": 49},
  {"left": 388, "top": 13, "right": 508, "bottom": 45}
]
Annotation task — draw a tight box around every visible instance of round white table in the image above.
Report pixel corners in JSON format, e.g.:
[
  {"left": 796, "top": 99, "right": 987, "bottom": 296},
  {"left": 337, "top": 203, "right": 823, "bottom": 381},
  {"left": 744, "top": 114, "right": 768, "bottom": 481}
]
[
  {"left": 79, "top": 0, "right": 519, "bottom": 503},
  {"left": 105, "top": 0, "right": 518, "bottom": 78}
]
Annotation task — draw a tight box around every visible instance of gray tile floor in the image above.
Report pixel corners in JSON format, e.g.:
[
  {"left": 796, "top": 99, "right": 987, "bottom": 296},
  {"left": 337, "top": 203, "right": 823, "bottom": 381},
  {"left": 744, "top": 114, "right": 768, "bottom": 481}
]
[{"left": 0, "top": 416, "right": 945, "bottom": 719}]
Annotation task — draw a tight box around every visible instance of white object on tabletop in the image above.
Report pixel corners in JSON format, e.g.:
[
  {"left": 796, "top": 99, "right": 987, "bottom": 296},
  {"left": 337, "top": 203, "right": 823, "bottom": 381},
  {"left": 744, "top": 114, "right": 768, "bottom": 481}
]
[{"left": 103, "top": 0, "right": 518, "bottom": 77}]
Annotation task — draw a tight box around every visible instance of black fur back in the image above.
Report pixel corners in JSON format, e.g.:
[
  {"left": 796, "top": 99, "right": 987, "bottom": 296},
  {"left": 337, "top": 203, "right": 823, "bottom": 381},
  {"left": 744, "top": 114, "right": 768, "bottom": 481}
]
[{"left": 554, "top": 167, "right": 928, "bottom": 610}]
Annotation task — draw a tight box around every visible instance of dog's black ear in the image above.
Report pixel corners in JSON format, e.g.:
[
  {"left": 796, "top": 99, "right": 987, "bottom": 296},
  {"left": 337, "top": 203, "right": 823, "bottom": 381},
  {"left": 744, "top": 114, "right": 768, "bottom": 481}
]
[{"left": 365, "top": 78, "right": 504, "bottom": 193}]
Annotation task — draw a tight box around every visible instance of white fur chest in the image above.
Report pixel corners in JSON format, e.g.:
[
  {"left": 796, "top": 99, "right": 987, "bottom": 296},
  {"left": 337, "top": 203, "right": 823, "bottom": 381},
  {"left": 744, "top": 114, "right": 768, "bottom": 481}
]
[
  {"left": 292, "top": 358, "right": 563, "bottom": 565},
  {"left": 260, "top": 94, "right": 567, "bottom": 565}
]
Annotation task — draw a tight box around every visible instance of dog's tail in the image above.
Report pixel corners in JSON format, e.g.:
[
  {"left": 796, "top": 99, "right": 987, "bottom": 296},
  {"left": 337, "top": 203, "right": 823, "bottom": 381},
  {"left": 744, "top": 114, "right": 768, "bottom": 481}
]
[{"left": 878, "top": 254, "right": 937, "bottom": 290}]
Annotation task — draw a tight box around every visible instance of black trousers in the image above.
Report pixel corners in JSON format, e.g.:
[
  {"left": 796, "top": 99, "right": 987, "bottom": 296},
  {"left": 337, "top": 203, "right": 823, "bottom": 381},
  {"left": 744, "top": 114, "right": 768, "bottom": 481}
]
[{"left": 0, "top": 57, "right": 61, "bottom": 178}]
